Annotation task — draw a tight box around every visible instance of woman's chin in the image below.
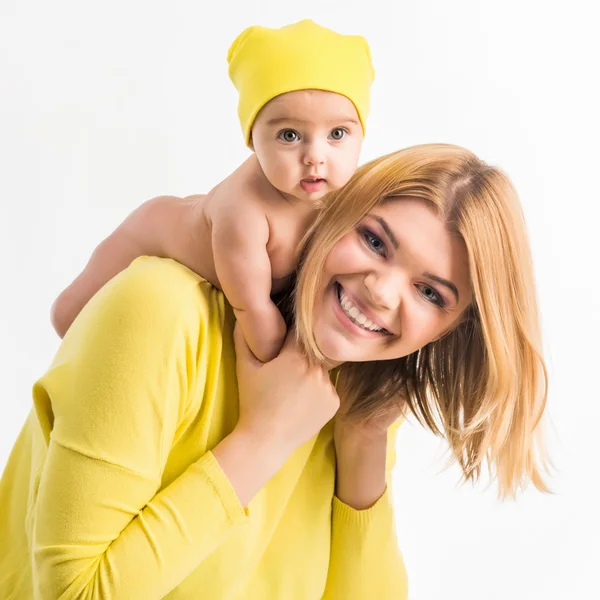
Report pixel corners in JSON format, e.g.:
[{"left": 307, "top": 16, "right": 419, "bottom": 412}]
[{"left": 314, "top": 332, "right": 357, "bottom": 366}]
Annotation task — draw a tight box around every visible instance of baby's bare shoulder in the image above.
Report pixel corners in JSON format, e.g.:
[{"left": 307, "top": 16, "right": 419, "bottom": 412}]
[
  {"left": 206, "top": 162, "right": 273, "bottom": 223},
  {"left": 209, "top": 188, "right": 269, "bottom": 231}
]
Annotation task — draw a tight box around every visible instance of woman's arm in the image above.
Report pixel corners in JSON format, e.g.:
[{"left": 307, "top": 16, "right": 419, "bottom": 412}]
[
  {"left": 34, "top": 257, "right": 340, "bottom": 599},
  {"left": 322, "top": 418, "right": 408, "bottom": 599},
  {"left": 34, "top": 258, "right": 259, "bottom": 599},
  {"left": 334, "top": 425, "right": 388, "bottom": 510}
]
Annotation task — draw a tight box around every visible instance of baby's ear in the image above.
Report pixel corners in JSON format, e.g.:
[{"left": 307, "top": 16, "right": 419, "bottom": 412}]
[{"left": 247, "top": 135, "right": 255, "bottom": 151}]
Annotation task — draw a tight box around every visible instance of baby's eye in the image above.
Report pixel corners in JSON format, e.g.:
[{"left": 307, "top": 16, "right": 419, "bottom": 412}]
[
  {"left": 278, "top": 129, "right": 300, "bottom": 143},
  {"left": 328, "top": 128, "right": 347, "bottom": 141}
]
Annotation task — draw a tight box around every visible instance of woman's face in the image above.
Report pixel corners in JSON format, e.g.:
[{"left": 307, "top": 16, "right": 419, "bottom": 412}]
[{"left": 312, "top": 198, "right": 473, "bottom": 364}]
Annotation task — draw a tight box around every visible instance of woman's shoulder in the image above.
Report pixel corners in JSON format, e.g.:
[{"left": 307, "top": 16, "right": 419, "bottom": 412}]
[
  {"left": 72, "top": 256, "right": 230, "bottom": 345},
  {"left": 122, "top": 254, "right": 207, "bottom": 285},
  {"left": 109, "top": 255, "right": 214, "bottom": 303}
]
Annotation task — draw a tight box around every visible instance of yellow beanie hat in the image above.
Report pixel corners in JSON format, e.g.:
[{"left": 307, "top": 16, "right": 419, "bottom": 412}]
[{"left": 227, "top": 19, "right": 375, "bottom": 146}]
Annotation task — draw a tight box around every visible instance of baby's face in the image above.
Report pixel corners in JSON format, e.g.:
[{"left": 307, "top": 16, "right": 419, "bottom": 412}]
[{"left": 251, "top": 90, "right": 364, "bottom": 202}]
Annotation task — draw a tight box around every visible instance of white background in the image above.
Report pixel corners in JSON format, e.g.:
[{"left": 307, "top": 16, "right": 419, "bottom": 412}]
[{"left": 1, "top": 1, "right": 599, "bottom": 598}]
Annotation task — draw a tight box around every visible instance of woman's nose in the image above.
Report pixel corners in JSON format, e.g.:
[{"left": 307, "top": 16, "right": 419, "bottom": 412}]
[{"left": 364, "top": 271, "right": 402, "bottom": 311}]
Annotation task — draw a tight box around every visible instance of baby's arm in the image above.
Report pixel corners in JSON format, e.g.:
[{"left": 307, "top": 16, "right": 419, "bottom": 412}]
[
  {"left": 212, "top": 206, "right": 286, "bottom": 363},
  {"left": 51, "top": 196, "right": 200, "bottom": 338}
]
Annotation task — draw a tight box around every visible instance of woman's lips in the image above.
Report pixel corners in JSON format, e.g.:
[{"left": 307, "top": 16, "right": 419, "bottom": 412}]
[{"left": 332, "top": 283, "right": 387, "bottom": 339}]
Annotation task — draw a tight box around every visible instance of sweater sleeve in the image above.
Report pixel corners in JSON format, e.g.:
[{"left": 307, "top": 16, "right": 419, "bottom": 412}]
[
  {"left": 30, "top": 257, "right": 249, "bottom": 600},
  {"left": 322, "top": 419, "right": 408, "bottom": 600}
]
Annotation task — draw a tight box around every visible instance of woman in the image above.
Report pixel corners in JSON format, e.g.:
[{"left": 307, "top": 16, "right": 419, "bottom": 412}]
[{"left": 0, "top": 144, "right": 549, "bottom": 599}]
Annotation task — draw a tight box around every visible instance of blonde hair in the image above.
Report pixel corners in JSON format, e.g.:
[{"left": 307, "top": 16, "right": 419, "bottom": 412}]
[{"left": 294, "top": 143, "right": 549, "bottom": 498}]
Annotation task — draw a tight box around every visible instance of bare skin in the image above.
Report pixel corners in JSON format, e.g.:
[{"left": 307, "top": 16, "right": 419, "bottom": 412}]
[
  {"left": 54, "top": 189, "right": 471, "bottom": 513},
  {"left": 212, "top": 198, "right": 472, "bottom": 510},
  {"left": 51, "top": 90, "right": 364, "bottom": 362}
]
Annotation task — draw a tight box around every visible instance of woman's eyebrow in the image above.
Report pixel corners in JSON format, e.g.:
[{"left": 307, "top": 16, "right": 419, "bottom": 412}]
[
  {"left": 424, "top": 273, "right": 459, "bottom": 302},
  {"left": 372, "top": 215, "right": 399, "bottom": 249}
]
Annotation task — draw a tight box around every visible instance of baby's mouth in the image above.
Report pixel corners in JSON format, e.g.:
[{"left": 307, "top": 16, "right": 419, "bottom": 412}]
[{"left": 300, "top": 178, "right": 326, "bottom": 192}]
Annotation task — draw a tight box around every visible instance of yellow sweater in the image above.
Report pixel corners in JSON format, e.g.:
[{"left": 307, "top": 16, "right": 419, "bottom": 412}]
[{"left": 0, "top": 257, "right": 408, "bottom": 599}]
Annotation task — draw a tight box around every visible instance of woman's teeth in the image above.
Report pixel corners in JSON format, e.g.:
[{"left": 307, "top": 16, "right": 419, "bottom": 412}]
[{"left": 337, "top": 286, "right": 384, "bottom": 333}]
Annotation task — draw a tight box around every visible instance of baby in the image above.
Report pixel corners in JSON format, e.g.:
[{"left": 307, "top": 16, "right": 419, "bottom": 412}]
[{"left": 51, "top": 20, "right": 374, "bottom": 362}]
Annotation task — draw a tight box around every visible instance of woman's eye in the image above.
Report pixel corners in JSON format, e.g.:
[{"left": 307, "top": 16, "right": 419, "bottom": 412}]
[
  {"left": 328, "top": 128, "right": 347, "bottom": 141},
  {"left": 278, "top": 129, "right": 300, "bottom": 143},
  {"left": 361, "top": 228, "right": 386, "bottom": 255},
  {"left": 418, "top": 284, "right": 445, "bottom": 308}
]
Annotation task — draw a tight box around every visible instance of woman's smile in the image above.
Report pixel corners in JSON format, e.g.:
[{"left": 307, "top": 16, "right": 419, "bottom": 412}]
[
  {"left": 332, "top": 282, "right": 391, "bottom": 337},
  {"left": 311, "top": 198, "right": 472, "bottom": 364}
]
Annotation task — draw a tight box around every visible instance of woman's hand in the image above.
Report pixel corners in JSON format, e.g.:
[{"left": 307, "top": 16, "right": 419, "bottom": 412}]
[
  {"left": 233, "top": 323, "right": 340, "bottom": 459},
  {"left": 212, "top": 325, "right": 339, "bottom": 507},
  {"left": 333, "top": 394, "right": 403, "bottom": 445},
  {"left": 332, "top": 393, "right": 403, "bottom": 510}
]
